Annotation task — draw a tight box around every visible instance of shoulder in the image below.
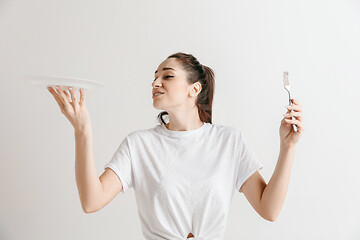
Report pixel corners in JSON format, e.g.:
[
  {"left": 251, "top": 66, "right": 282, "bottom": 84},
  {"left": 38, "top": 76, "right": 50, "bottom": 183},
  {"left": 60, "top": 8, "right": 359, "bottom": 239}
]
[
  {"left": 208, "top": 123, "right": 244, "bottom": 147},
  {"left": 210, "top": 123, "right": 241, "bottom": 137},
  {"left": 124, "top": 125, "right": 160, "bottom": 141}
]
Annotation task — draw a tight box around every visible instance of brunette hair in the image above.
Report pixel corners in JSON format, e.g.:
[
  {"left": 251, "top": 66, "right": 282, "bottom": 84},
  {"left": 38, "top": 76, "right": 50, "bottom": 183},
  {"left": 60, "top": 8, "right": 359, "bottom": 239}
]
[{"left": 157, "top": 52, "right": 215, "bottom": 125}]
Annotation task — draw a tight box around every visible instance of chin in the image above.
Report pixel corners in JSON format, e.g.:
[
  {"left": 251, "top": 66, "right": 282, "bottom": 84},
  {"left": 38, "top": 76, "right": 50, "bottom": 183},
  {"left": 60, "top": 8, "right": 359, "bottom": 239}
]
[{"left": 152, "top": 102, "right": 165, "bottom": 110}]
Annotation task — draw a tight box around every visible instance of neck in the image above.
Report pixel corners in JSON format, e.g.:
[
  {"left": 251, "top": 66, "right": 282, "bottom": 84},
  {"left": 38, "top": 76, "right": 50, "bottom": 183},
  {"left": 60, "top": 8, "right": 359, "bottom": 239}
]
[{"left": 165, "top": 120, "right": 204, "bottom": 131}]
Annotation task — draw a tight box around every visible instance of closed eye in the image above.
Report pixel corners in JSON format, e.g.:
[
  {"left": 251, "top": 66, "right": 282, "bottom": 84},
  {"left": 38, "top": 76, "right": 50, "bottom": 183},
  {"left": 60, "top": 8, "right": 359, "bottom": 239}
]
[{"left": 153, "top": 75, "right": 174, "bottom": 82}]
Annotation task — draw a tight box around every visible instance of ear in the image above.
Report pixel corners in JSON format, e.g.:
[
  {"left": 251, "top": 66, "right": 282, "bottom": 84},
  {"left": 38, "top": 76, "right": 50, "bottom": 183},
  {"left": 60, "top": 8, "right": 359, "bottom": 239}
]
[{"left": 189, "top": 81, "right": 202, "bottom": 97}]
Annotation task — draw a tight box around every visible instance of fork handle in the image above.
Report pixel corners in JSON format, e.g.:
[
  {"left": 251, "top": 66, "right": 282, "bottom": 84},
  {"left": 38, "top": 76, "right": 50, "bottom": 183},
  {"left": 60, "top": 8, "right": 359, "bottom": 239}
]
[{"left": 289, "top": 99, "right": 298, "bottom": 132}]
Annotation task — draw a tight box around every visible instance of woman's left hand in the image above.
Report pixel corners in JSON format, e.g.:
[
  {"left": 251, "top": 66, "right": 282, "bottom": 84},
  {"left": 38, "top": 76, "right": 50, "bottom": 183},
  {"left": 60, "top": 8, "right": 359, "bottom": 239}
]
[{"left": 279, "top": 99, "right": 305, "bottom": 148}]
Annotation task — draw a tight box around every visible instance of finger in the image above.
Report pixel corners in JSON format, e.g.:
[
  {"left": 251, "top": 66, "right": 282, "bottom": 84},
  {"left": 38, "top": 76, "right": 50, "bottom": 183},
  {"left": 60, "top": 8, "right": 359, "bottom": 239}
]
[
  {"left": 283, "top": 111, "right": 303, "bottom": 121},
  {"left": 286, "top": 103, "right": 303, "bottom": 113},
  {"left": 47, "top": 86, "right": 65, "bottom": 110},
  {"left": 291, "top": 99, "right": 303, "bottom": 110},
  {"left": 55, "top": 86, "right": 72, "bottom": 110},
  {"left": 63, "top": 90, "right": 72, "bottom": 103},
  {"left": 68, "top": 87, "right": 78, "bottom": 102},
  {"left": 54, "top": 86, "right": 65, "bottom": 104},
  {"left": 79, "top": 88, "right": 85, "bottom": 105},
  {"left": 284, "top": 118, "right": 305, "bottom": 132},
  {"left": 68, "top": 86, "right": 80, "bottom": 110}
]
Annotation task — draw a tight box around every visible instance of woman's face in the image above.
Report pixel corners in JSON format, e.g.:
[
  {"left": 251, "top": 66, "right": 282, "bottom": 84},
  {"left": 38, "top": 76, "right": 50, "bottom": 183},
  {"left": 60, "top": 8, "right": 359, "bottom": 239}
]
[{"left": 152, "top": 58, "right": 201, "bottom": 111}]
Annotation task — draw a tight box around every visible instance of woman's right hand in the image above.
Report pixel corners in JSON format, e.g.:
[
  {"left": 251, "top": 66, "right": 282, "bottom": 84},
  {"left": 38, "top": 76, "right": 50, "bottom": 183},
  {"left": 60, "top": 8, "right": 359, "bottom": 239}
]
[{"left": 48, "top": 85, "right": 92, "bottom": 132}]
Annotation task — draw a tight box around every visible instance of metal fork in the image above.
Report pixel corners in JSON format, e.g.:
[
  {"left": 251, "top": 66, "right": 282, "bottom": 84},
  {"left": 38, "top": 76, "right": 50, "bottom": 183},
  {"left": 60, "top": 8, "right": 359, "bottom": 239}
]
[{"left": 283, "top": 72, "right": 297, "bottom": 132}]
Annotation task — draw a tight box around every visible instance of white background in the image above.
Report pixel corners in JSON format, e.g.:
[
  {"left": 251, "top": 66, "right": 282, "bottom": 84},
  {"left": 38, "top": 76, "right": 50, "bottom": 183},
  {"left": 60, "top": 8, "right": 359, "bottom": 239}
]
[{"left": 0, "top": 0, "right": 359, "bottom": 239}]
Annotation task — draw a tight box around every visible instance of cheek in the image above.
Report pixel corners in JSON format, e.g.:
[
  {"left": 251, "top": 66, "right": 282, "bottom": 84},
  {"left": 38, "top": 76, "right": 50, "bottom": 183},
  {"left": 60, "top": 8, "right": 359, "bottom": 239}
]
[
  {"left": 166, "top": 84, "right": 189, "bottom": 101},
  {"left": 171, "top": 90, "right": 188, "bottom": 101}
]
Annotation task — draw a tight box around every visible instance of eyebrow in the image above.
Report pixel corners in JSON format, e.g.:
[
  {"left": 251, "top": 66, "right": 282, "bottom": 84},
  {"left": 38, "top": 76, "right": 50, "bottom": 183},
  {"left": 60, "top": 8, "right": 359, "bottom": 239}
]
[{"left": 155, "top": 67, "right": 175, "bottom": 74}]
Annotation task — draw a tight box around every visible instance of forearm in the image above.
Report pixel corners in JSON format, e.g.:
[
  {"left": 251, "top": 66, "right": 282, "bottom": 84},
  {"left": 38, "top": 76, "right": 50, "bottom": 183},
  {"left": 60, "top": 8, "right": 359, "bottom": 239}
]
[
  {"left": 74, "top": 127, "right": 104, "bottom": 213},
  {"left": 261, "top": 144, "right": 296, "bottom": 221}
]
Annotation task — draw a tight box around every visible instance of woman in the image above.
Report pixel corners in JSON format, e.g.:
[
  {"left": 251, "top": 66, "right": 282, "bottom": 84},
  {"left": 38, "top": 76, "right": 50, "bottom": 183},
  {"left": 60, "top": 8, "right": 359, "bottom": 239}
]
[{"left": 47, "top": 52, "right": 305, "bottom": 240}]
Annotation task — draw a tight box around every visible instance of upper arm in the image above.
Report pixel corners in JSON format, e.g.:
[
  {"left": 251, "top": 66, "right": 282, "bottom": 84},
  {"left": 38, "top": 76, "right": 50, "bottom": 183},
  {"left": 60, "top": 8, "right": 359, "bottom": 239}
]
[
  {"left": 240, "top": 170, "right": 269, "bottom": 220},
  {"left": 97, "top": 167, "right": 124, "bottom": 211}
]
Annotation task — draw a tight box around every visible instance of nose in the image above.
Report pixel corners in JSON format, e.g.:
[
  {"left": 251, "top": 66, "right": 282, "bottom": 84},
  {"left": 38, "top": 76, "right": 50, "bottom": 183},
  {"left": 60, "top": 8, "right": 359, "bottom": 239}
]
[
  {"left": 152, "top": 76, "right": 164, "bottom": 87},
  {"left": 152, "top": 81, "right": 159, "bottom": 88}
]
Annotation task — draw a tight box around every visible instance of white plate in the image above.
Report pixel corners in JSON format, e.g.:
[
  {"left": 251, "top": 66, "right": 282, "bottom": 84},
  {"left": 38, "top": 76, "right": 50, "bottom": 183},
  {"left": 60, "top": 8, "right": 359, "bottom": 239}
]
[{"left": 23, "top": 75, "right": 106, "bottom": 91}]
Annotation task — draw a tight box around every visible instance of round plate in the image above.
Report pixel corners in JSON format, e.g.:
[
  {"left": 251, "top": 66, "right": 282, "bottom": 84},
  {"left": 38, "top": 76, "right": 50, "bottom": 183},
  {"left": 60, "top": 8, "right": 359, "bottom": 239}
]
[{"left": 23, "top": 75, "right": 106, "bottom": 91}]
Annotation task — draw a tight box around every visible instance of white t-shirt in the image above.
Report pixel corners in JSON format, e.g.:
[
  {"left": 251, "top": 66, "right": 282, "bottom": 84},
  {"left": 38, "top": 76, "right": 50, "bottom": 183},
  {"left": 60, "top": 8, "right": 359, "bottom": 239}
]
[{"left": 104, "top": 122, "right": 264, "bottom": 240}]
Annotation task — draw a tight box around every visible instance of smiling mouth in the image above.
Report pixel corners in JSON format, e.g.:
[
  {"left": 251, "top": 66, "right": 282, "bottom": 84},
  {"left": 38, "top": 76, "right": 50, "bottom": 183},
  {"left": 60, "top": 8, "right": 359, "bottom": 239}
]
[{"left": 153, "top": 93, "right": 164, "bottom": 98}]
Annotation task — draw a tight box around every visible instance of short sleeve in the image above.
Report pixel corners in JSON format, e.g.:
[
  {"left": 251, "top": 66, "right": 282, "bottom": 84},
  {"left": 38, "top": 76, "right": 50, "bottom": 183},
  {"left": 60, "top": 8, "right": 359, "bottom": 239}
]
[
  {"left": 235, "top": 131, "right": 264, "bottom": 193},
  {"left": 104, "top": 135, "right": 133, "bottom": 193}
]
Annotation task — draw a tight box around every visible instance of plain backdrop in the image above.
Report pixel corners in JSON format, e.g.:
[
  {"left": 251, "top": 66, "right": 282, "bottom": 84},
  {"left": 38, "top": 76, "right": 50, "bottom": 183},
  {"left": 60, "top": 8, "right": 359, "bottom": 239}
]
[{"left": 1, "top": 0, "right": 359, "bottom": 239}]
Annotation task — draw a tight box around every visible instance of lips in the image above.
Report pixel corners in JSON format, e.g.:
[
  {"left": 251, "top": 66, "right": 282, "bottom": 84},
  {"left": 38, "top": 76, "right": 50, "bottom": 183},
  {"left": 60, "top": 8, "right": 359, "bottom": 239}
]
[
  {"left": 153, "top": 92, "right": 164, "bottom": 98},
  {"left": 152, "top": 90, "right": 164, "bottom": 97}
]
